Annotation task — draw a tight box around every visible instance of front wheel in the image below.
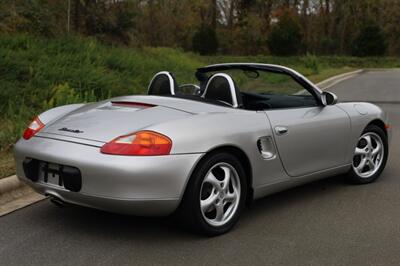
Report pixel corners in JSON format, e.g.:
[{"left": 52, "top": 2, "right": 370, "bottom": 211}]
[
  {"left": 347, "top": 125, "right": 388, "bottom": 184},
  {"left": 179, "top": 152, "right": 247, "bottom": 236}
]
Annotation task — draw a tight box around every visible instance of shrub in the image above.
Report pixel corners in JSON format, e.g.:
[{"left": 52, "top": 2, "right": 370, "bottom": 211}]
[
  {"left": 303, "top": 53, "right": 319, "bottom": 74},
  {"left": 267, "top": 12, "right": 302, "bottom": 56},
  {"left": 44, "top": 83, "right": 98, "bottom": 109},
  {"left": 352, "top": 22, "right": 387, "bottom": 57},
  {"left": 192, "top": 26, "right": 219, "bottom": 55}
]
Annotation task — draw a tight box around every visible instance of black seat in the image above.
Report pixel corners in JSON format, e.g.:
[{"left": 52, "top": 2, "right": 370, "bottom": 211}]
[
  {"left": 147, "top": 71, "right": 177, "bottom": 96},
  {"left": 202, "top": 73, "right": 243, "bottom": 108}
]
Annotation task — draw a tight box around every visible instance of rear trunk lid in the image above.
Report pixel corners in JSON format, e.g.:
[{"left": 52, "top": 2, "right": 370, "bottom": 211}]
[{"left": 39, "top": 99, "right": 192, "bottom": 143}]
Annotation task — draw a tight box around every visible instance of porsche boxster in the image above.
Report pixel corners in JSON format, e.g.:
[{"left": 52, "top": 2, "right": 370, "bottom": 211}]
[{"left": 14, "top": 63, "right": 390, "bottom": 235}]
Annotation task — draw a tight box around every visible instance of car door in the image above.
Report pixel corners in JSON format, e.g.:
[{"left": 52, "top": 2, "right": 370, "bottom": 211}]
[
  {"left": 217, "top": 66, "right": 351, "bottom": 178},
  {"left": 265, "top": 105, "right": 351, "bottom": 177}
]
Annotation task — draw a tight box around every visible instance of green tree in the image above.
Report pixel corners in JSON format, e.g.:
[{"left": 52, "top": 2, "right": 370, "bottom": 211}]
[
  {"left": 192, "top": 25, "right": 219, "bottom": 55},
  {"left": 352, "top": 22, "right": 387, "bottom": 56},
  {"left": 267, "top": 11, "right": 302, "bottom": 56}
]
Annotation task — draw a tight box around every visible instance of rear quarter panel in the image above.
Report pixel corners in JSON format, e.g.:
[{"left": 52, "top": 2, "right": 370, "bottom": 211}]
[{"left": 147, "top": 110, "right": 290, "bottom": 187}]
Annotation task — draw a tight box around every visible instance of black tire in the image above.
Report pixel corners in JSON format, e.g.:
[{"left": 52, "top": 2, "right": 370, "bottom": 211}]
[
  {"left": 346, "top": 124, "right": 388, "bottom": 184},
  {"left": 179, "top": 152, "right": 247, "bottom": 236}
]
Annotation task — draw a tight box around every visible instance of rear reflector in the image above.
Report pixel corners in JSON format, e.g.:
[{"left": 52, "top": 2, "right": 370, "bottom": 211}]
[{"left": 111, "top": 101, "right": 155, "bottom": 108}]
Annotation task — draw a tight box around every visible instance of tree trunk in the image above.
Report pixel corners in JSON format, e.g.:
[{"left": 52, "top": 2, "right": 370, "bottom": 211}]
[{"left": 73, "top": 0, "right": 81, "bottom": 32}]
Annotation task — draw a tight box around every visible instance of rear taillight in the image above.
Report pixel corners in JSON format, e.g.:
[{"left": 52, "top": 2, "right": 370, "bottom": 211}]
[
  {"left": 101, "top": 131, "right": 172, "bottom": 156},
  {"left": 23, "top": 117, "right": 45, "bottom": 140}
]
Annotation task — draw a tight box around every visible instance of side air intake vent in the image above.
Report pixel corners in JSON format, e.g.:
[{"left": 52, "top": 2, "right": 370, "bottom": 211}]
[{"left": 257, "top": 136, "right": 277, "bottom": 160}]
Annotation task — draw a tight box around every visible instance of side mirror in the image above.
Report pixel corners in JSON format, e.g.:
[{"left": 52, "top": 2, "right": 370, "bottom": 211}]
[{"left": 322, "top": 91, "right": 338, "bottom": 105}]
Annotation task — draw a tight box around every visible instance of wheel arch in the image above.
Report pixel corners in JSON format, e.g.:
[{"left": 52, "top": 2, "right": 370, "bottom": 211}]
[
  {"left": 367, "top": 119, "right": 387, "bottom": 136},
  {"left": 184, "top": 145, "right": 254, "bottom": 206}
]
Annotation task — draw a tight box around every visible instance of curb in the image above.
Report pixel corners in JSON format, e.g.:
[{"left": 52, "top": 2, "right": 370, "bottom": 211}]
[
  {"left": 295, "top": 69, "right": 363, "bottom": 95},
  {"left": 316, "top": 69, "right": 363, "bottom": 90},
  {"left": 0, "top": 176, "right": 46, "bottom": 216},
  {"left": 0, "top": 175, "right": 24, "bottom": 196}
]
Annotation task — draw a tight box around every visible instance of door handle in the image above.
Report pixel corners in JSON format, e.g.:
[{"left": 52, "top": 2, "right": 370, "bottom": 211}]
[{"left": 275, "top": 126, "right": 288, "bottom": 135}]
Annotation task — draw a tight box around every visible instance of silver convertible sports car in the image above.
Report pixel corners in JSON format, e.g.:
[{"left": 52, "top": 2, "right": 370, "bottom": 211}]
[{"left": 14, "top": 63, "right": 390, "bottom": 235}]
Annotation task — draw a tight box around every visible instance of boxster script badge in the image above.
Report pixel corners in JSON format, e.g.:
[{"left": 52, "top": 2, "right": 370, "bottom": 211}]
[{"left": 58, "top": 127, "right": 84, "bottom": 134}]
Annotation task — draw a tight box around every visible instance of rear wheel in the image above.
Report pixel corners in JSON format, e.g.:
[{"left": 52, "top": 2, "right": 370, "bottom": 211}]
[
  {"left": 347, "top": 125, "right": 388, "bottom": 184},
  {"left": 179, "top": 152, "right": 247, "bottom": 236}
]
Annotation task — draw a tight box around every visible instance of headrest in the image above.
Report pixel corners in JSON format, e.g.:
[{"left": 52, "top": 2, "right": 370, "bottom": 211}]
[
  {"left": 202, "top": 73, "right": 242, "bottom": 108},
  {"left": 147, "top": 71, "right": 177, "bottom": 96}
]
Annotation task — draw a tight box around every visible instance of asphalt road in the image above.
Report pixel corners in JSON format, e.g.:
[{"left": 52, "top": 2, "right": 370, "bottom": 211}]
[{"left": 1, "top": 70, "right": 399, "bottom": 266}]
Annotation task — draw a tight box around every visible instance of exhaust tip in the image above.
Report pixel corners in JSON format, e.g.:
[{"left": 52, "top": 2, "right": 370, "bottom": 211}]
[{"left": 46, "top": 194, "right": 65, "bottom": 208}]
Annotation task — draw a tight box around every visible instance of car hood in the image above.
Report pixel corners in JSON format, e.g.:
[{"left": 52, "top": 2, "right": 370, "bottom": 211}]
[{"left": 38, "top": 95, "right": 233, "bottom": 144}]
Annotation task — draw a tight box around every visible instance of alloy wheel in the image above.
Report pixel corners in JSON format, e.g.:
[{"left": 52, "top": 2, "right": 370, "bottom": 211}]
[
  {"left": 352, "top": 132, "right": 384, "bottom": 178},
  {"left": 199, "top": 162, "right": 241, "bottom": 227}
]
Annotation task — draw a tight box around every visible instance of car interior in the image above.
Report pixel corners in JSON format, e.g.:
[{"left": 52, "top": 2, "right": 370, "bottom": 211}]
[{"left": 147, "top": 69, "right": 318, "bottom": 110}]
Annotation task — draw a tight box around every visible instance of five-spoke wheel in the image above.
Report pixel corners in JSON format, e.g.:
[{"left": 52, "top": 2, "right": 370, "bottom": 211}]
[
  {"left": 200, "top": 163, "right": 241, "bottom": 227},
  {"left": 353, "top": 132, "right": 384, "bottom": 178},
  {"left": 348, "top": 124, "right": 388, "bottom": 184},
  {"left": 179, "top": 152, "right": 247, "bottom": 236}
]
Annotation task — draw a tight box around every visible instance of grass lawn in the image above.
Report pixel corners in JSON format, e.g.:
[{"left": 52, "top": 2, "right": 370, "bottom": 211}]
[{"left": 0, "top": 152, "right": 15, "bottom": 179}]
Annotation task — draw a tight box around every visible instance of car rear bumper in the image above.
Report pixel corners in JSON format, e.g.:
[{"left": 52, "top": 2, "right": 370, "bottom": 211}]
[{"left": 14, "top": 137, "right": 203, "bottom": 216}]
